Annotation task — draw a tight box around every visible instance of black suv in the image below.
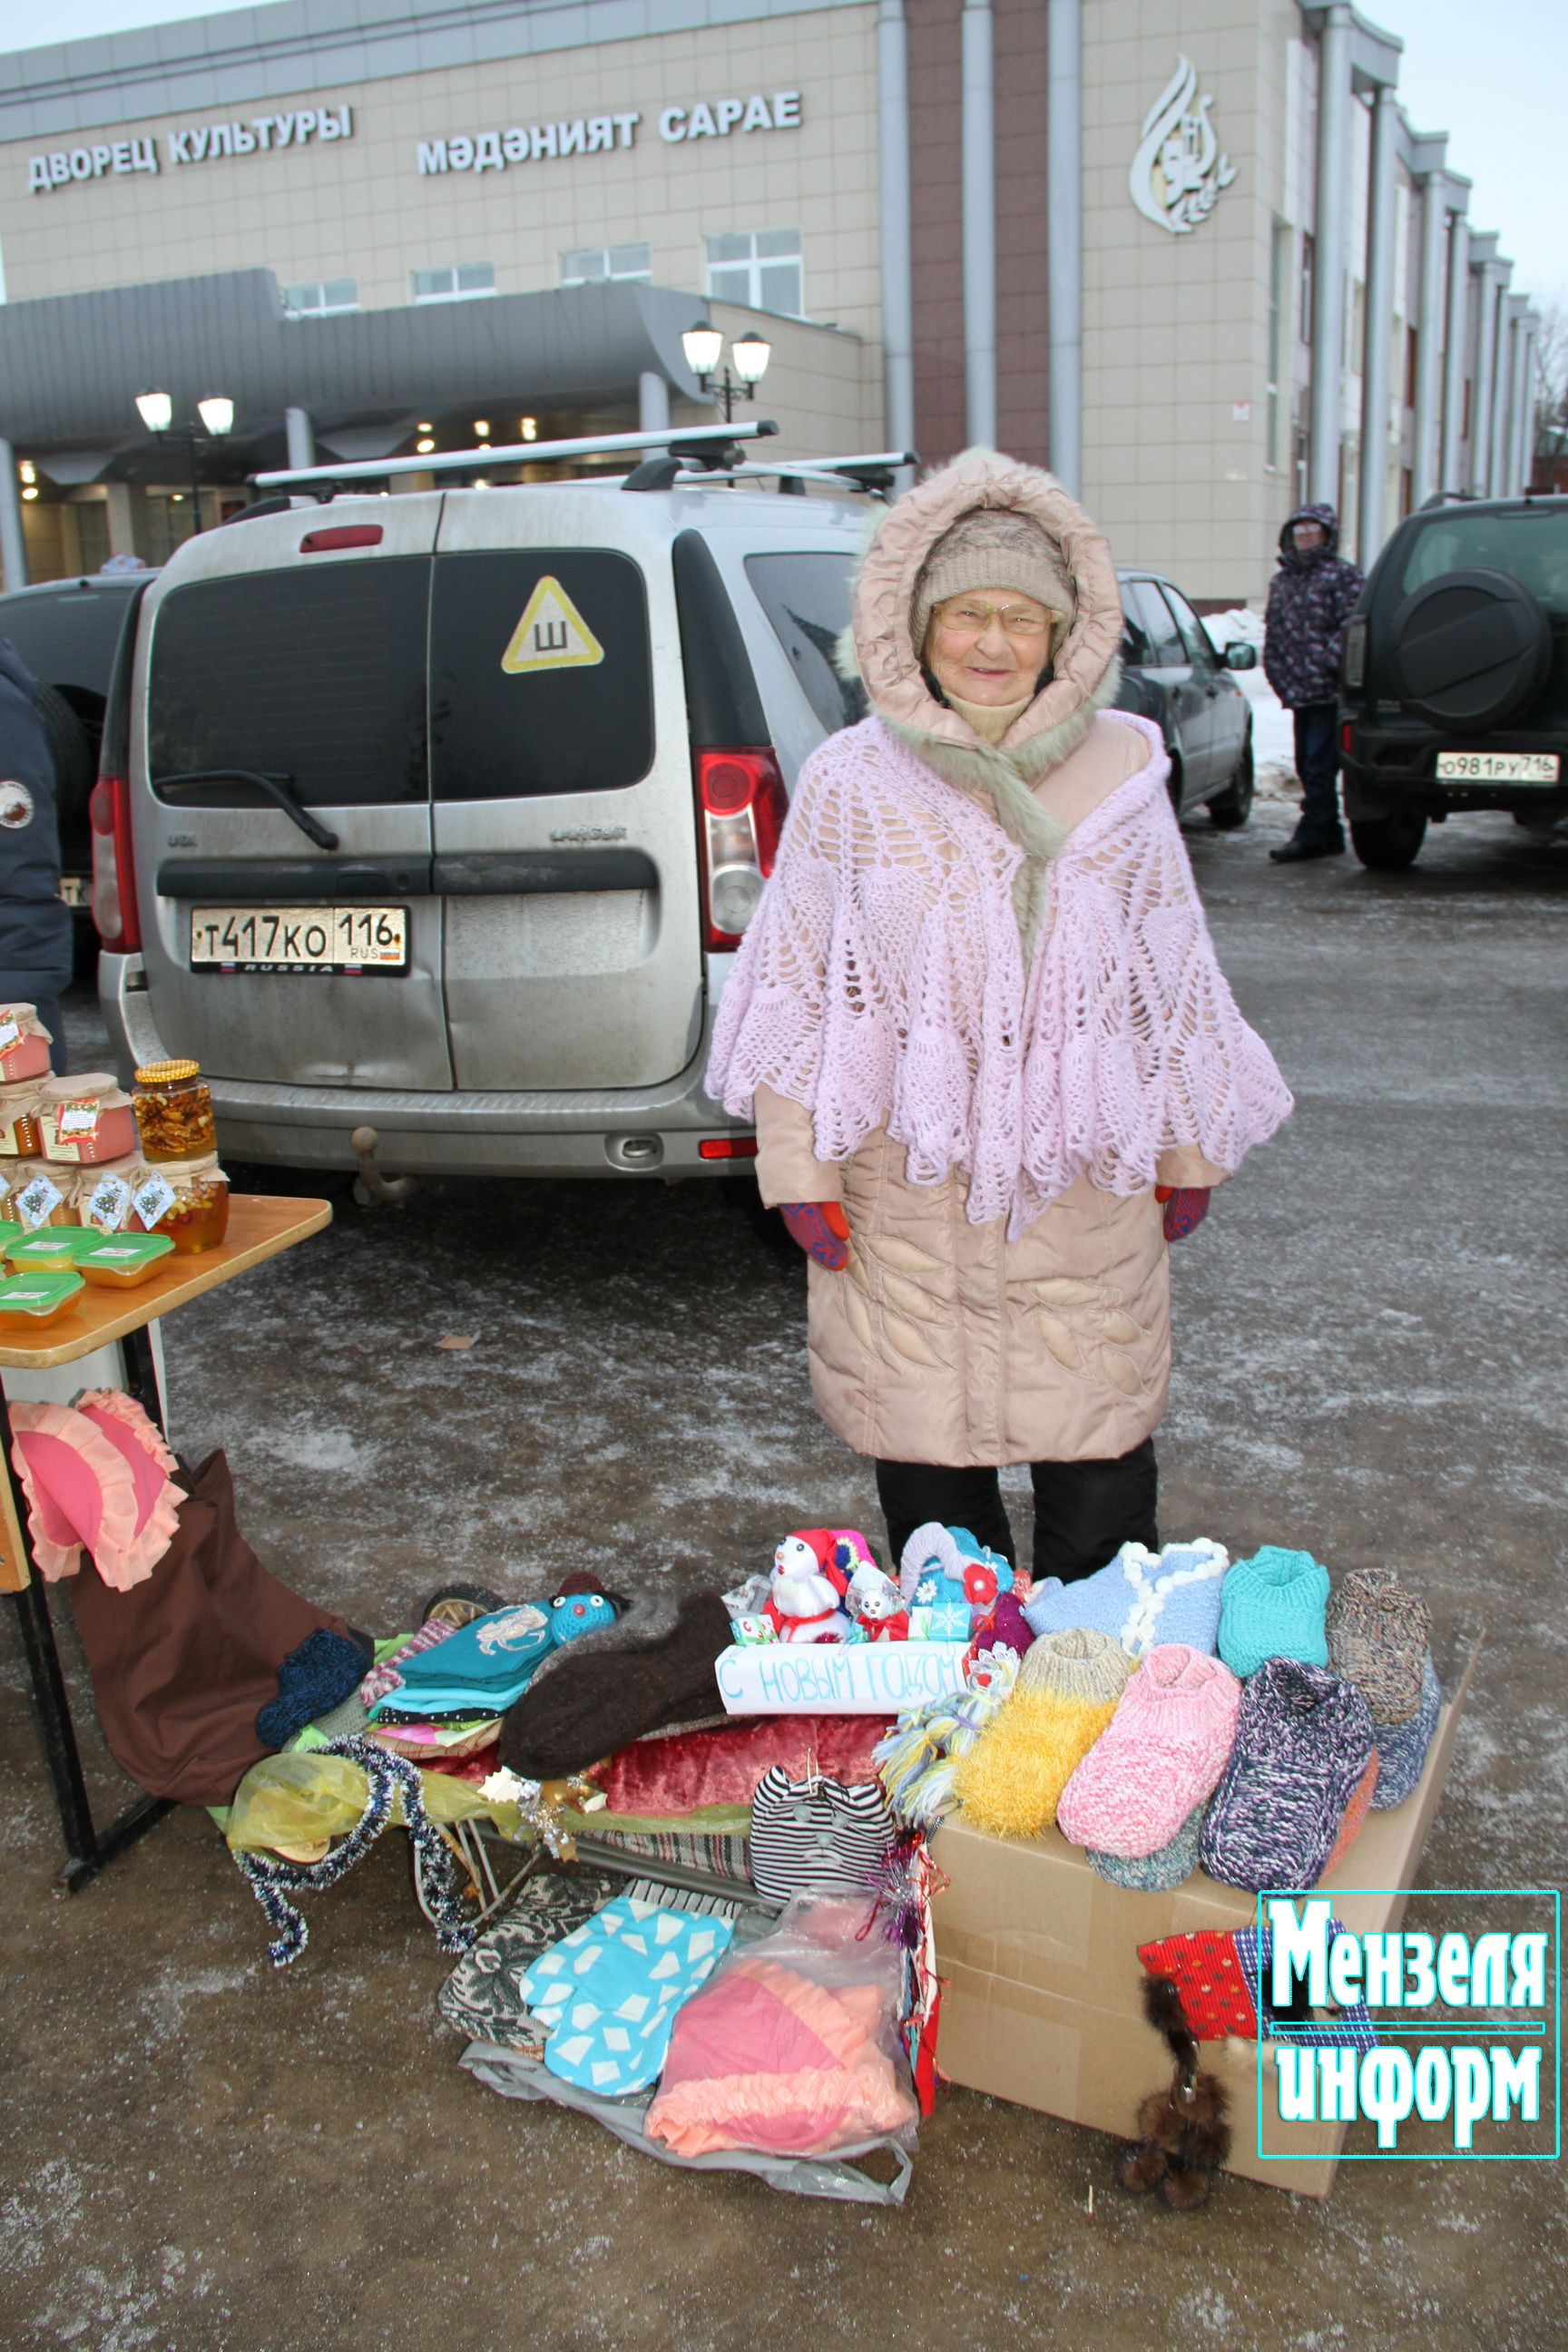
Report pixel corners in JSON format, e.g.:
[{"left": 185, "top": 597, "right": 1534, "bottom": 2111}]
[{"left": 1340, "top": 494, "right": 1568, "bottom": 868}]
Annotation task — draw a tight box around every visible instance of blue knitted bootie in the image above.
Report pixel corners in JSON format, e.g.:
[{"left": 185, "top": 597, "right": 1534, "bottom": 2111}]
[
  {"left": 1218, "top": 1546, "right": 1330, "bottom": 1680},
  {"left": 1086, "top": 1799, "right": 1208, "bottom": 1892},
  {"left": 1368, "top": 1654, "right": 1442, "bottom": 1808}
]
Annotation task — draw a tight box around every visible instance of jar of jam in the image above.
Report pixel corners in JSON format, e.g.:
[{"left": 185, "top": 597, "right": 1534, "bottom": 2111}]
[
  {"left": 0, "top": 1078, "right": 43, "bottom": 1160},
  {"left": 4, "top": 1160, "right": 81, "bottom": 1230},
  {"left": 0, "top": 1004, "right": 54, "bottom": 1083},
  {"left": 140, "top": 1152, "right": 230, "bottom": 1255},
  {"left": 36, "top": 1074, "right": 139, "bottom": 1166},
  {"left": 133, "top": 1059, "right": 218, "bottom": 1161},
  {"left": 74, "top": 1152, "right": 154, "bottom": 1235}
]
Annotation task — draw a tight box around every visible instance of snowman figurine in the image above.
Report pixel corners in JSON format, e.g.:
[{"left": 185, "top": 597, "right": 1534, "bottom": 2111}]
[{"left": 763, "top": 1529, "right": 857, "bottom": 1643}]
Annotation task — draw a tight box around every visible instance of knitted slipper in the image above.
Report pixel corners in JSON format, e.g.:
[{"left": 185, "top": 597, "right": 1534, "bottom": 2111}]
[
  {"left": 1218, "top": 1547, "right": 1330, "bottom": 1680},
  {"left": 1369, "top": 1654, "right": 1442, "bottom": 1808},
  {"left": 1327, "top": 1568, "right": 1433, "bottom": 1725},
  {"left": 1198, "top": 1659, "right": 1374, "bottom": 1894},
  {"left": 1087, "top": 1798, "right": 1208, "bottom": 1892},
  {"left": 1057, "top": 1645, "right": 1240, "bottom": 1857},
  {"left": 954, "top": 1628, "right": 1129, "bottom": 1841},
  {"left": 1024, "top": 1537, "right": 1229, "bottom": 1659}
]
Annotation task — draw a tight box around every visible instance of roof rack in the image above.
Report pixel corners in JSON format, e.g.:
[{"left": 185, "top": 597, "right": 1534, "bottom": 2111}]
[
  {"left": 621, "top": 447, "right": 916, "bottom": 496},
  {"left": 252, "top": 417, "right": 777, "bottom": 492}
]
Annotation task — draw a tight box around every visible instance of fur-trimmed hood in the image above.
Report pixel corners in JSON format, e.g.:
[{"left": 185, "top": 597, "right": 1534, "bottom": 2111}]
[{"left": 841, "top": 447, "right": 1126, "bottom": 780}]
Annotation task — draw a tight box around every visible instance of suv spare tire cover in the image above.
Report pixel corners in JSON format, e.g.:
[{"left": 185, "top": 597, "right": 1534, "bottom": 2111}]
[{"left": 1389, "top": 567, "right": 1553, "bottom": 730}]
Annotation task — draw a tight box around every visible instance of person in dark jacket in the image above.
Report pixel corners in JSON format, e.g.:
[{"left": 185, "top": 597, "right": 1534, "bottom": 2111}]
[
  {"left": 1262, "top": 503, "right": 1364, "bottom": 864},
  {"left": 0, "top": 636, "right": 74, "bottom": 1070}
]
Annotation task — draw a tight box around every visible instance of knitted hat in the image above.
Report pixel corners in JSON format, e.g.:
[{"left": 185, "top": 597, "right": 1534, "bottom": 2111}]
[
  {"left": 1326, "top": 1568, "right": 1433, "bottom": 1725},
  {"left": 1198, "top": 1659, "right": 1374, "bottom": 1894},
  {"left": 1217, "top": 1547, "right": 1330, "bottom": 1681},
  {"left": 911, "top": 507, "right": 1076, "bottom": 654},
  {"left": 1024, "top": 1538, "right": 1229, "bottom": 1660},
  {"left": 1368, "top": 1653, "right": 1441, "bottom": 1809},
  {"left": 954, "top": 1628, "right": 1129, "bottom": 1839},
  {"left": 1088, "top": 1799, "right": 1209, "bottom": 1893},
  {"left": 1056, "top": 1645, "right": 1241, "bottom": 1857}
]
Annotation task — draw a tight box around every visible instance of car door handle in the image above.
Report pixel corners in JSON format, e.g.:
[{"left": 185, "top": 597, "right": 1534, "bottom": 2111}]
[{"left": 430, "top": 850, "right": 658, "bottom": 896}]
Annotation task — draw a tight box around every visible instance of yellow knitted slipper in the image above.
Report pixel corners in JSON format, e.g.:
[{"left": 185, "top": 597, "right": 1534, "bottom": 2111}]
[{"left": 955, "top": 1684, "right": 1122, "bottom": 1839}]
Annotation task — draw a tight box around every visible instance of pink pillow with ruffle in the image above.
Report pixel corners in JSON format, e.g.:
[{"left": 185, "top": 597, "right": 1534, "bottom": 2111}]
[{"left": 7, "top": 1389, "right": 182, "bottom": 1591}]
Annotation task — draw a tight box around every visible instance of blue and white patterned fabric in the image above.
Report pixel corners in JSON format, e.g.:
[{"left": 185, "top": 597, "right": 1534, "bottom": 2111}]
[
  {"left": 518, "top": 1895, "right": 733, "bottom": 2097},
  {"left": 1232, "top": 1921, "right": 1379, "bottom": 2055}
]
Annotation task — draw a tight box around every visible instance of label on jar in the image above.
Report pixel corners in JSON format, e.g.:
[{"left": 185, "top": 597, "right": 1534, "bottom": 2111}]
[
  {"left": 133, "top": 1174, "right": 177, "bottom": 1228},
  {"left": 57, "top": 1105, "right": 101, "bottom": 1139},
  {"left": 87, "top": 1173, "right": 133, "bottom": 1231},
  {"left": 0, "top": 1128, "right": 17, "bottom": 1158},
  {"left": 15, "top": 1172, "right": 64, "bottom": 1229},
  {"left": 0, "top": 1020, "right": 19, "bottom": 1052}
]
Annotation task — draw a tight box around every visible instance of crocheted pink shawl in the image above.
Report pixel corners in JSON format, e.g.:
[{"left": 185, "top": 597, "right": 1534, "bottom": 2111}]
[{"left": 707, "top": 712, "right": 1293, "bottom": 1238}]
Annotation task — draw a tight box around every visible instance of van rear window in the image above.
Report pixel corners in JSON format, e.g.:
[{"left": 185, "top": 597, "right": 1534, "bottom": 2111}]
[
  {"left": 430, "top": 550, "right": 652, "bottom": 799},
  {"left": 0, "top": 582, "right": 136, "bottom": 706},
  {"left": 148, "top": 560, "right": 429, "bottom": 806},
  {"left": 1399, "top": 508, "right": 1568, "bottom": 616},
  {"left": 745, "top": 553, "right": 865, "bottom": 733}
]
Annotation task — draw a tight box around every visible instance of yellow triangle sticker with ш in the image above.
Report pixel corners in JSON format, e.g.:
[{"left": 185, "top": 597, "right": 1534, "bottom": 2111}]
[{"left": 500, "top": 575, "right": 605, "bottom": 674}]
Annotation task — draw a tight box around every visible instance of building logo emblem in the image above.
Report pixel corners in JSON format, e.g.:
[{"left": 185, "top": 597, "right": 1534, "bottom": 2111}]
[{"left": 1129, "top": 55, "right": 1237, "bottom": 235}]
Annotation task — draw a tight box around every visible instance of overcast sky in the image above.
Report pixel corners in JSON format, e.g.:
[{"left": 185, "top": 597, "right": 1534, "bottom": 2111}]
[{"left": 5, "top": 0, "right": 1564, "bottom": 300}]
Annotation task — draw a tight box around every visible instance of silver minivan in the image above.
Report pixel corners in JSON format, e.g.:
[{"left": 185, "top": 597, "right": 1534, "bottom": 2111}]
[{"left": 95, "top": 469, "right": 871, "bottom": 1181}]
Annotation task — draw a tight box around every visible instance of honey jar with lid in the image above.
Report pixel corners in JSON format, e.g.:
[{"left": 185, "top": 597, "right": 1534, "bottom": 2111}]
[
  {"left": 0, "top": 1077, "right": 43, "bottom": 1160},
  {"left": 140, "top": 1152, "right": 230, "bottom": 1255},
  {"left": 133, "top": 1059, "right": 217, "bottom": 1161},
  {"left": 0, "top": 1004, "right": 54, "bottom": 1083},
  {"left": 36, "top": 1073, "right": 138, "bottom": 1166}
]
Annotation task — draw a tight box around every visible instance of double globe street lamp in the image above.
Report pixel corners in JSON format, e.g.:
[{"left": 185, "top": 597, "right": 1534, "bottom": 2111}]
[
  {"left": 133, "top": 391, "right": 236, "bottom": 534},
  {"left": 681, "top": 324, "right": 771, "bottom": 422}
]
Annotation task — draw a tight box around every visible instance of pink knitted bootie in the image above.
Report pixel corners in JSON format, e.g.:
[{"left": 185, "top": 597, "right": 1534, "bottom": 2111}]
[{"left": 1057, "top": 1644, "right": 1241, "bottom": 1858}]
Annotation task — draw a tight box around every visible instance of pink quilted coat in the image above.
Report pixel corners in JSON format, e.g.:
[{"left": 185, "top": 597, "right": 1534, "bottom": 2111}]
[{"left": 708, "top": 451, "right": 1292, "bottom": 1467}]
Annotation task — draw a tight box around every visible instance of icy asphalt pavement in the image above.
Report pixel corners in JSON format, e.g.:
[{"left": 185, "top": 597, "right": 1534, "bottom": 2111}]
[{"left": 1, "top": 795, "right": 1563, "bottom": 2350}]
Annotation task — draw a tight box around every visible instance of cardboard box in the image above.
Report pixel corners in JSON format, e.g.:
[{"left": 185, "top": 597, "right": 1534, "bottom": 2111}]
[{"left": 932, "top": 1638, "right": 1479, "bottom": 2198}]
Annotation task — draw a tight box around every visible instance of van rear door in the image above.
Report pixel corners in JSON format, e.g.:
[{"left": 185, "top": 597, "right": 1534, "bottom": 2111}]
[
  {"left": 428, "top": 494, "right": 701, "bottom": 1090},
  {"left": 136, "top": 500, "right": 451, "bottom": 1090}
]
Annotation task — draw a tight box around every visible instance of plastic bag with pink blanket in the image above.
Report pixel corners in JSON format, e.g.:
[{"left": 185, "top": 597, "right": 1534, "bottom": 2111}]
[{"left": 644, "top": 1896, "right": 919, "bottom": 2161}]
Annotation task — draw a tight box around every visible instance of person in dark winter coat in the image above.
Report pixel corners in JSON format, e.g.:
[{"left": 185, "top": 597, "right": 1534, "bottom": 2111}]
[
  {"left": 0, "top": 635, "right": 74, "bottom": 1069},
  {"left": 1262, "top": 503, "right": 1364, "bottom": 864}
]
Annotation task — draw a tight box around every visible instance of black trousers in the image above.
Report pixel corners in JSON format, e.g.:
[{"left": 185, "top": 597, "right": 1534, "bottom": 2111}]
[
  {"left": 1292, "top": 702, "right": 1344, "bottom": 843},
  {"left": 876, "top": 1439, "right": 1158, "bottom": 1585}
]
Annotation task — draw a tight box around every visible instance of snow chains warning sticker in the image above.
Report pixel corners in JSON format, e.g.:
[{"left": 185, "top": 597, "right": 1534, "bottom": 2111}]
[{"left": 500, "top": 576, "right": 605, "bottom": 674}]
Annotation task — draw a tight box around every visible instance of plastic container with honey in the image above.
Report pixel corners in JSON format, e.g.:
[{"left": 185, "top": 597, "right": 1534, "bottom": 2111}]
[
  {"left": 0, "top": 1220, "right": 24, "bottom": 1259},
  {"left": 141, "top": 1152, "right": 230, "bottom": 1255},
  {"left": 76, "top": 1232, "right": 176, "bottom": 1289},
  {"left": 133, "top": 1059, "right": 217, "bottom": 1162},
  {"left": 6, "top": 1228, "right": 99, "bottom": 1276},
  {"left": 5, "top": 1161, "right": 80, "bottom": 1230},
  {"left": 0, "top": 1078, "right": 42, "bottom": 1159},
  {"left": 36, "top": 1074, "right": 139, "bottom": 1166},
  {"left": 0, "top": 1270, "right": 85, "bottom": 1328},
  {"left": 0, "top": 1004, "right": 54, "bottom": 1084}
]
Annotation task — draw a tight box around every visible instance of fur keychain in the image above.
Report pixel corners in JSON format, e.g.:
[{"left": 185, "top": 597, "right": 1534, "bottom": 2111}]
[{"left": 1118, "top": 1973, "right": 1231, "bottom": 2211}]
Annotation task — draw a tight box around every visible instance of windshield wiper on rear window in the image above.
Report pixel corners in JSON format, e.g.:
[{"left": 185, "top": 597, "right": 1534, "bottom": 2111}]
[{"left": 152, "top": 769, "right": 340, "bottom": 852}]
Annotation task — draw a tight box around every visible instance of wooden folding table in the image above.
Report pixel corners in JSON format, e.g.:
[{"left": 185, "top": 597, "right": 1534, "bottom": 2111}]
[{"left": 0, "top": 1194, "right": 331, "bottom": 1889}]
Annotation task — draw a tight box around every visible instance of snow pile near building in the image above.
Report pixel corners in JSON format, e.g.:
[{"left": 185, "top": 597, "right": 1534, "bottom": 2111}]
[{"left": 1203, "top": 609, "right": 1298, "bottom": 802}]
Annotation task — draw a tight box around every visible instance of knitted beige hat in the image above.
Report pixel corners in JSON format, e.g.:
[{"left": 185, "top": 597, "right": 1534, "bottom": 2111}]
[{"left": 912, "top": 507, "right": 1077, "bottom": 654}]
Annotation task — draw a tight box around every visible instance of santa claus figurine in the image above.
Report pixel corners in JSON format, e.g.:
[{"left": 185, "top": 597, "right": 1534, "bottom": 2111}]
[{"left": 763, "top": 1528, "right": 863, "bottom": 1643}]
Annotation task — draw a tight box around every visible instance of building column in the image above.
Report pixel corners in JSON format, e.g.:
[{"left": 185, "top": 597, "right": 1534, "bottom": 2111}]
[
  {"left": 1494, "top": 295, "right": 1525, "bottom": 495},
  {"left": 1468, "top": 255, "right": 1500, "bottom": 495},
  {"left": 637, "top": 371, "right": 671, "bottom": 432},
  {"left": 1046, "top": 0, "right": 1083, "bottom": 494},
  {"left": 1439, "top": 211, "right": 1469, "bottom": 494},
  {"left": 1519, "top": 320, "right": 1539, "bottom": 492},
  {"left": 1308, "top": 4, "right": 1354, "bottom": 506},
  {"left": 1410, "top": 165, "right": 1449, "bottom": 507},
  {"left": 877, "top": 0, "right": 916, "bottom": 458},
  {"left": 961, "top": 0, "right": 997, "bottom": 447},
  {"left": 284, "top": 406, "right": 315, "bottom": 469},
  {"left": 0, "top": 437, "right": 25, "bottom": 592},
  {"left": 1357, "top": 85, "right": 1400, "bottom": 563}
]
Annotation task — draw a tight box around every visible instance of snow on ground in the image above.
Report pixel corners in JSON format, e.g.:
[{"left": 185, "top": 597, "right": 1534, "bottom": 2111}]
[{"left": 1203, "top": 607, "right": 1298, "bottom": 800}]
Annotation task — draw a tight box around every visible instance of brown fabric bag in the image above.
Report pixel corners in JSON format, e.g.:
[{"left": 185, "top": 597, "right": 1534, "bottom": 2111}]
[{"left": 64, "top": 1448, "right": 353, "bottom": 1807}]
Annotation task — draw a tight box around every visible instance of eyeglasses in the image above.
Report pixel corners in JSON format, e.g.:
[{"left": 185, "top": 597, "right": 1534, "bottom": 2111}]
[{"left": 935, "top": 601, "right": 1053, "bottom": 640}]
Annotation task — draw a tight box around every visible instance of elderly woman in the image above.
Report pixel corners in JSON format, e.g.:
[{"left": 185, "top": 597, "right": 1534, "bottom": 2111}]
[{"left": 707, "top": 450, "right": 1292, "bottom": 1580}]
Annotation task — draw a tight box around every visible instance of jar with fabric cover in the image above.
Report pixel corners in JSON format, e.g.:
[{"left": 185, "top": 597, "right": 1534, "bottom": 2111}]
[
  {"left": 35, "top": 1074, "right": 138, "bottom": 1166},
  {"left": 4, "top": 1160, "right": 81, "bottom": 1229},
  {"left": 0, "top": 1077, "right": 43, "bottom": 1160},
  {"left": 142, "top": 1152, "right": 230, "bottom": 1253},
  {"left": 0, "top": 1004, "right": 54, "bottom": 1083},
  {"left": 74, "top": 1151, "right": 156, "bottom": 1235},
  {"left": 133, "top": 1059, "right": 217, "bottom": 1161}
]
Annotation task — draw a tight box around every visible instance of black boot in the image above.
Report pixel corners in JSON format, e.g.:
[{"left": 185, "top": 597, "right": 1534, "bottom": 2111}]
[{"left": 1269, "top": 829, "right": 1345, "bottom": 864}]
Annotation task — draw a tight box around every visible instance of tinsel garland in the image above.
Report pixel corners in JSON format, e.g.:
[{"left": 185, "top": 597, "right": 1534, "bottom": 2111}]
[{"left": 233, "top": 1735, "right": 480, "bottom": 1967}]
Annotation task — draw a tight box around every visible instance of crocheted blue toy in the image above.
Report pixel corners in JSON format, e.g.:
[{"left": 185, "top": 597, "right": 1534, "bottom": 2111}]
[
  {"left": 548, "top": 1588, "right": 618, "bottom": 1647},
  {"left": 1218, "top": 1547, "right": 1331, "bottom": 1680},
  {"left": 1024, "top": 1539, "right": 1229, "bottom": 1659}
]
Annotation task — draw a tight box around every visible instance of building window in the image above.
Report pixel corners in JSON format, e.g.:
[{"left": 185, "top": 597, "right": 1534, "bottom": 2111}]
[
  {"left": 412, "top": 264, "right": 496, "bottom": 304},
  {"left": 284, "top": 278, "right": 359, "bottom": 317},
  {"left": 1298, "top": 233, "right": 1316, "bottom": 348},
  {"left": 705, "top": 230, "right": 803, "bottom": 318},
  {"left": 561, "top": 244, "right": 652, "bottom": 285},
  {"left": 1267, "top": 220, "right": 1289, "bottom": 470},
  {"left": 1404, "top": 326, "right": 1419, "bottom": 410}
]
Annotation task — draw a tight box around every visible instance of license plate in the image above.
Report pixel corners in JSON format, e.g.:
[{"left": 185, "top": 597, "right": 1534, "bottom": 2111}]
[
  {"left": 190, "top": 906, "right": 408, "bottom": 974},
  {"left": 59, "top": 876, "right": 88, "bottom": 908},
  {"left": 1435, "top": 750, "right": 1561, "bottom": 783}
]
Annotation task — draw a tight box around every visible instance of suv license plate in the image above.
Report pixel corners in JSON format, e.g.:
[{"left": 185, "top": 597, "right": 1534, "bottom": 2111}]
[
  {"left": 1435, "top": 751, "right": 1561, "bottom": 783},
  {"left": 190, "top": 906, "right": 409, "bottom": 974}
]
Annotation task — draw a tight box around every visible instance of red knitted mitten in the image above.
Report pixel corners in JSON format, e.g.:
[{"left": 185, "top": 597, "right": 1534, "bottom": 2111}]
[
  {"left": 1155, "top": 1185, "right": 1210, "bottom": 1243},
  {"left": 779, "top": 1200, "right": 851, "bottom": 1271}
]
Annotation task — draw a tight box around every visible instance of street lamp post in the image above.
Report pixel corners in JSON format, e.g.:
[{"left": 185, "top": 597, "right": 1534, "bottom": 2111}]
[
  {"left": 681, "top": 325, "right": 772, "bottom": 422},
  {"left": 134, "top": 392, "right": 236, "bottom": 533}
]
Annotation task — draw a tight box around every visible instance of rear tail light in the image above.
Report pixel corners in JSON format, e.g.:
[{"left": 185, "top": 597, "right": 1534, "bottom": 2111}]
[
  {"left": 90, "top": 774, "right": 142, "bottom": 953},
  {"left": 1340, "top": 720, "right": 1355, "bottom": 756},
  {"left": 694, "top": 749, "right": 789, "bottom": 951},
  {"left": 299, "top": 524, "right": 384, "bottom": 553},
  {"left": 1343, "top": 614, "right": 1367, "bottom": 690},
  {"left": 698, "top": 1136, "right": 760, "bottom": 1160}
]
